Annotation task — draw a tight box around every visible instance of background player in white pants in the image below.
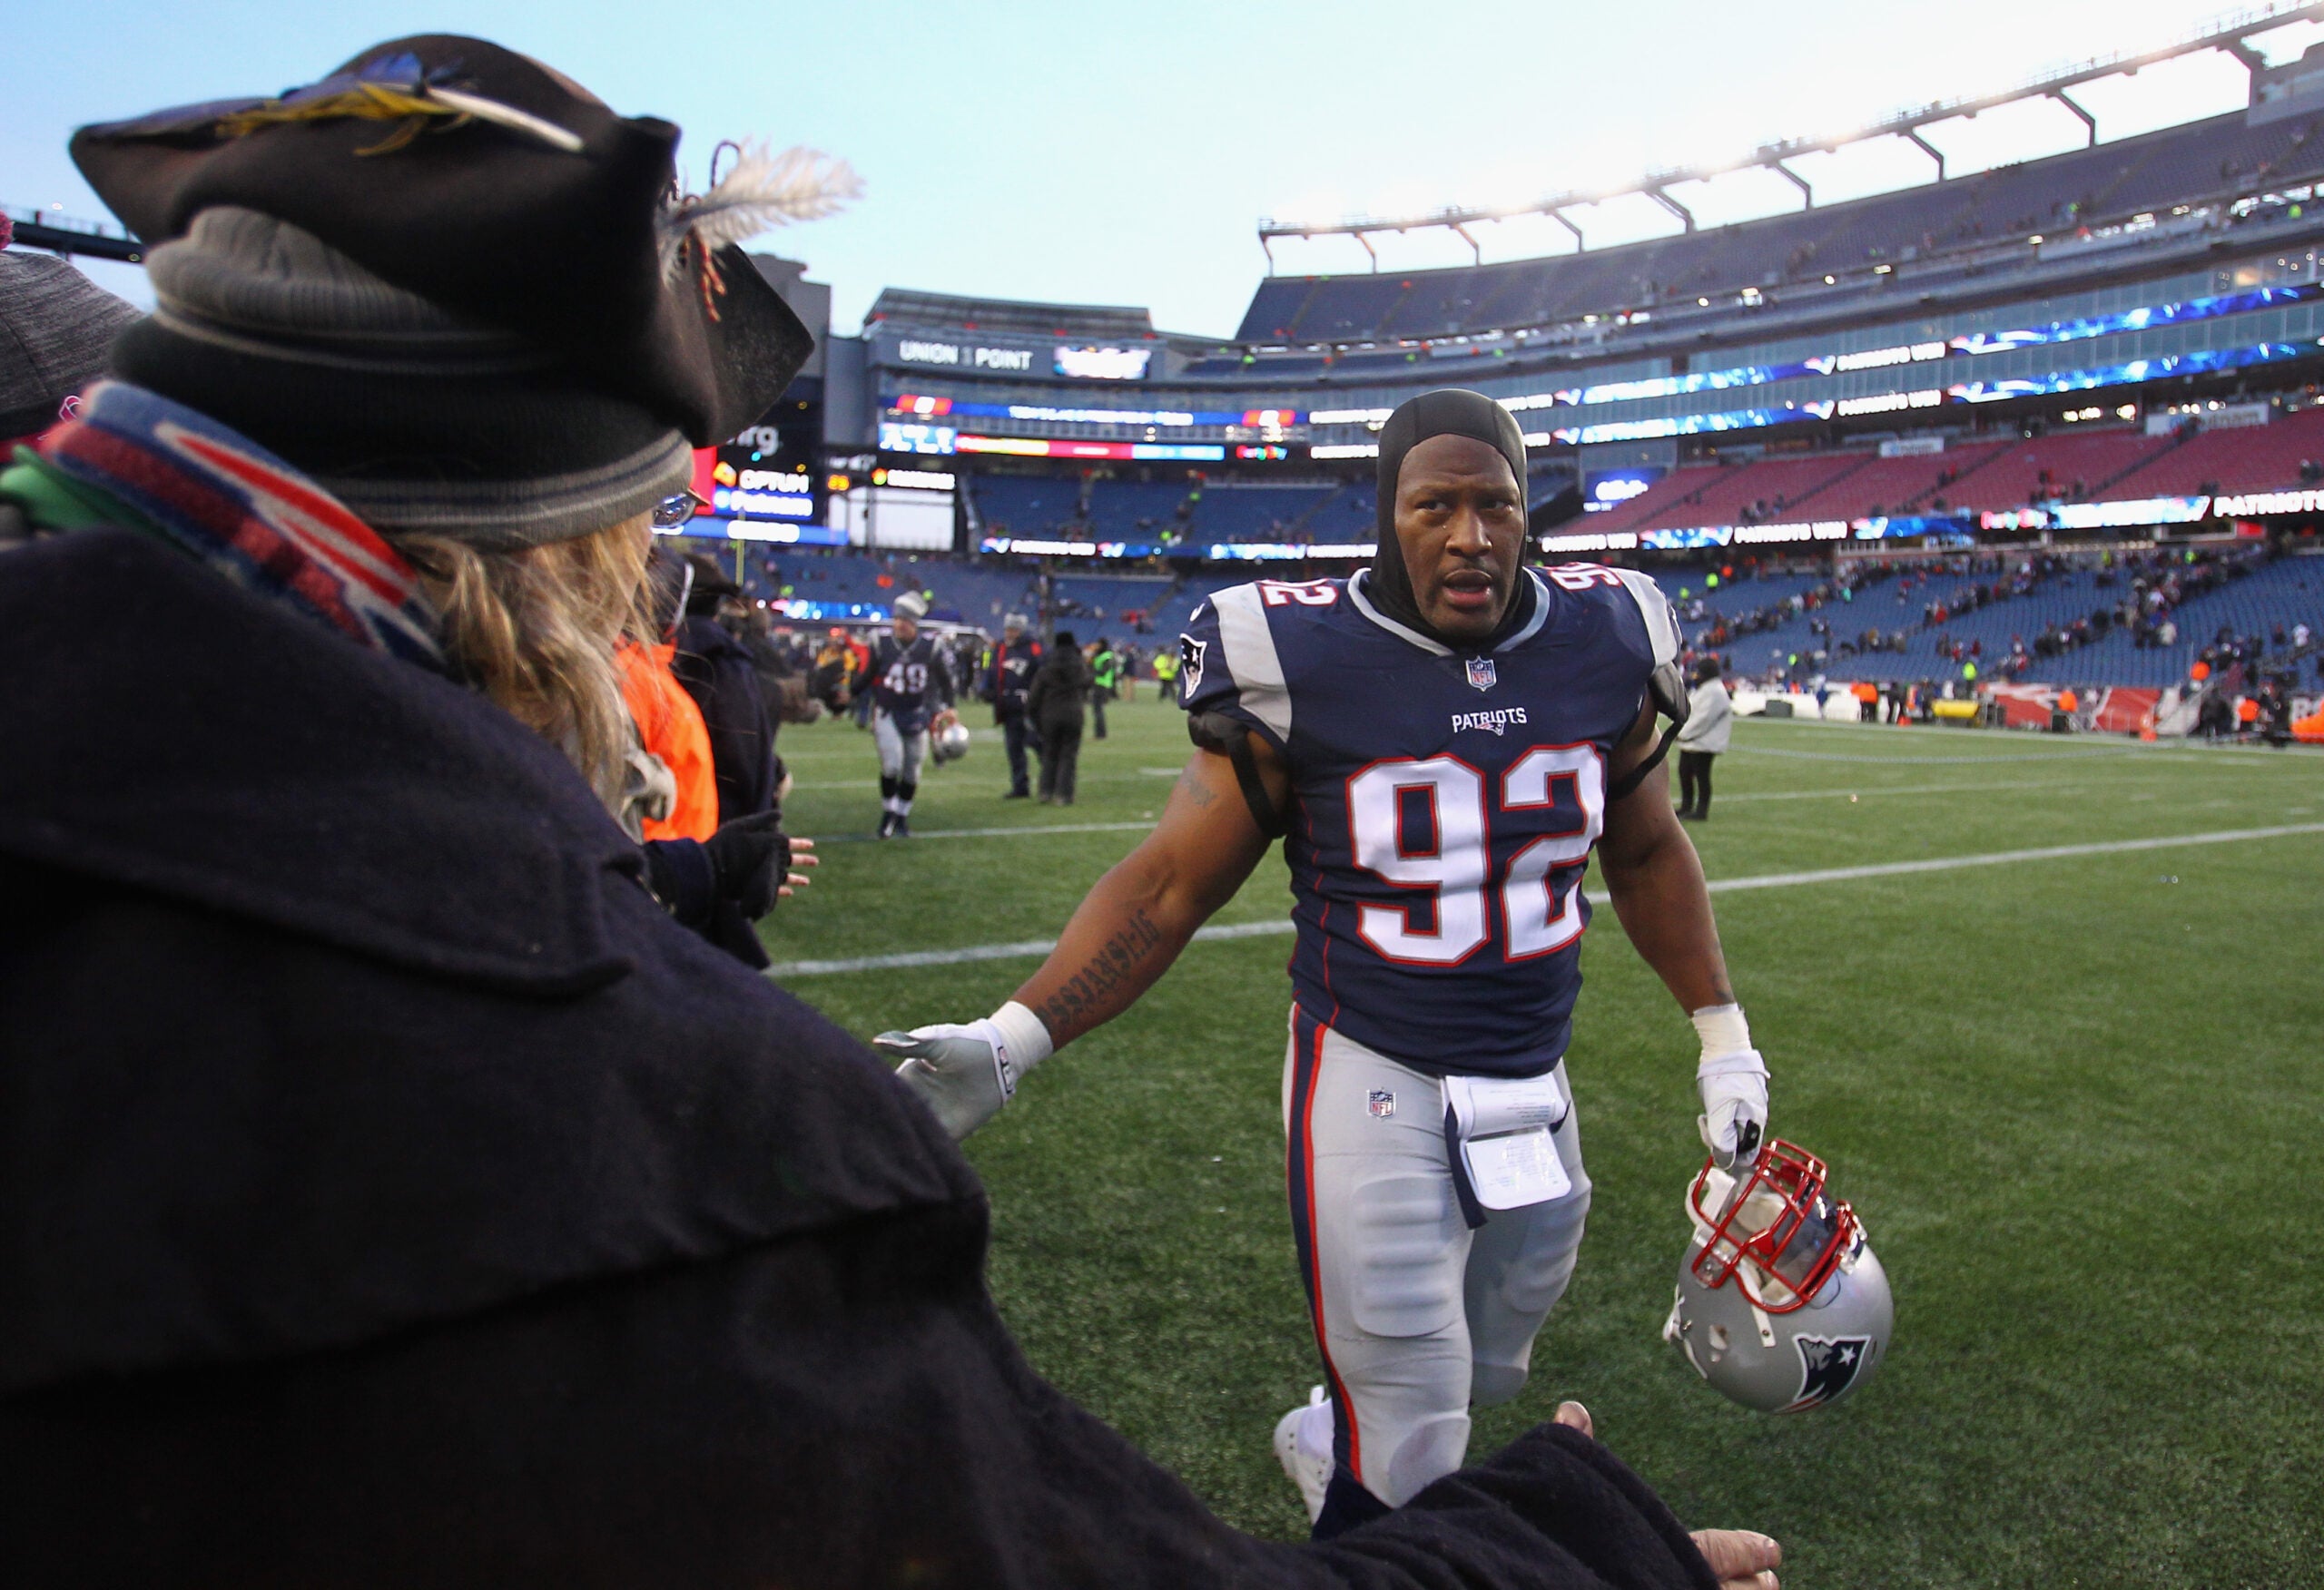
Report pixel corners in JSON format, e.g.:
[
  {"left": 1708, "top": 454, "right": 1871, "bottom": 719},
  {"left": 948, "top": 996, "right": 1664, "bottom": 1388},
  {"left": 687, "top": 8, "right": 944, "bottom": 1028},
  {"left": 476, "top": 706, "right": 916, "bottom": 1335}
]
[{"left": 880, "top": 390, "right": 1769, "bottom": 1539}]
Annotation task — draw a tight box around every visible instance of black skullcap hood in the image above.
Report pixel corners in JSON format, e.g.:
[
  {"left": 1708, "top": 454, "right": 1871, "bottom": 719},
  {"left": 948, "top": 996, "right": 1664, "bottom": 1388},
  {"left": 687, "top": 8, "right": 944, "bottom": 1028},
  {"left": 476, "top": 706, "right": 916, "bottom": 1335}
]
[
  {"left": 67, "top": 36, "right": 816, "bottom": 545},
  {"left": 1371, "top": 388, "right": 1533, "bottom": 646}
]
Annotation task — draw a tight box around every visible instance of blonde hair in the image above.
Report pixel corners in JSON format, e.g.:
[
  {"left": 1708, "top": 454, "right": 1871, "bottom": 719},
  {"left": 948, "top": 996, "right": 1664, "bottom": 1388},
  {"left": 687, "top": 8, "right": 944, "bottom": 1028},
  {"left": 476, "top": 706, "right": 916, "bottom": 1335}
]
[{"left": 394, "top": 515, "right": 655, "bottom": 812}]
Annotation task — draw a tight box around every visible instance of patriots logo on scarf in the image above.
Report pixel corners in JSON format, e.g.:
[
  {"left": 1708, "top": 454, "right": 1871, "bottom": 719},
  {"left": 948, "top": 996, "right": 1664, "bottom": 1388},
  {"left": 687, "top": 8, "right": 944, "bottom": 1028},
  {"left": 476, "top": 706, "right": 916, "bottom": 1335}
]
[
  {"left": 39, "top": 384, "right": 442, "bottom": 667},
  {"left": 1465, "top": 656, "right": 1497, "bottom": 692},
  {"left": 1781, "top": 1334, "right": 1874, "bottom": 1413}
]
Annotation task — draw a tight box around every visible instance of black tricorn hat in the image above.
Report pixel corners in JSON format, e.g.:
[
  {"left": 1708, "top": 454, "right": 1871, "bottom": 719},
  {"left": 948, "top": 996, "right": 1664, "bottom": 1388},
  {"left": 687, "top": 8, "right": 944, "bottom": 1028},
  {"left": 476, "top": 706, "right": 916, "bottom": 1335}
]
[
  {"left": 70, "top": 38, "right": 830, "bottom": 545},
  {"left": 74, "top": 35, "right": 812, "bottom": 446}
]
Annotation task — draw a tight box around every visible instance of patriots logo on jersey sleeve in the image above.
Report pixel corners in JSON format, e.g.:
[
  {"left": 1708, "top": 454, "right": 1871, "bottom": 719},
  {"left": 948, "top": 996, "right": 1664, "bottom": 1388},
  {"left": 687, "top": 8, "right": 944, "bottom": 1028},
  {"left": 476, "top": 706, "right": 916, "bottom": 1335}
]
[
  {"left": 1782, "top": 1334, "right": 1874, "bottom": 1412},
  {"left": 1178, "top": 634, "right": 1206, "bottom": 702}
]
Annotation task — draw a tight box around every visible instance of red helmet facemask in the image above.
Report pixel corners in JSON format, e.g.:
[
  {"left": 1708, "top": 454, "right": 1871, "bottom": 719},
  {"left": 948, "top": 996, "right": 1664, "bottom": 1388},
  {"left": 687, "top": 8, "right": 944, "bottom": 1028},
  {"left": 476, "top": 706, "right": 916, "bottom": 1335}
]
[{"left": 1687, "top": 1139, "right": 1863, "bottom": 1314}]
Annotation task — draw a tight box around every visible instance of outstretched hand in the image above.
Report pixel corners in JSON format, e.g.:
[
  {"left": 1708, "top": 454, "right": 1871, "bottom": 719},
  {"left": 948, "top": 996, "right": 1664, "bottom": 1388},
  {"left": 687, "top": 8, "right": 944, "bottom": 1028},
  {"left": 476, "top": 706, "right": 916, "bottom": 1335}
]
[
  {"left": 702, "top": 810, "right": 817, "bottom": 918},
  {"left": 1549, "top": 1402, "right": 1782, "bottom": 1590},
  {"left": 777, "top": 838, "right": 816, "bottom": 900},
  {"left": 1691, "top": 1530, "right": 1782, "bottom": 1590},
  {"left": 875, "top": 1019, "right": 1011, "bottom": 1139}
]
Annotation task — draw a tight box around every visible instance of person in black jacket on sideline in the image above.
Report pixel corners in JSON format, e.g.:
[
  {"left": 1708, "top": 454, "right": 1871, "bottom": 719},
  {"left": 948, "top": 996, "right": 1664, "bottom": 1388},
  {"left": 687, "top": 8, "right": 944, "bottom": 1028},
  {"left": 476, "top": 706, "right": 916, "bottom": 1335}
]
[
  {"left": 673, "top": 553, "right": 783, "bottom": 820},
  {"left": 988, "top": 610, "right": 1042, "bottom": 798},
  {"left": 1026, "top": 627, "right": 1093, "bottom": 804},
  {"left": 0, "top": 37, "right": 1778, "bottom": 1590}
]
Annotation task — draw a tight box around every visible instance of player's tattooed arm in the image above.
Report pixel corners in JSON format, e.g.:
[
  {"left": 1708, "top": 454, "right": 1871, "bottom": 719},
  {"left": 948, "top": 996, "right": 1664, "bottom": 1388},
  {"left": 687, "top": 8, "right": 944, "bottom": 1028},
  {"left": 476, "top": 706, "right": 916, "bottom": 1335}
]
[
  {"left": 1598, "top": 699, "right": 1738, "bottom": 1014},
  {"left": 1034, "top": 908, "right": 1166, "bottom": 1041},
  {"left": 1013, "top": 749, "right": 1274, "bottom": 1048}
]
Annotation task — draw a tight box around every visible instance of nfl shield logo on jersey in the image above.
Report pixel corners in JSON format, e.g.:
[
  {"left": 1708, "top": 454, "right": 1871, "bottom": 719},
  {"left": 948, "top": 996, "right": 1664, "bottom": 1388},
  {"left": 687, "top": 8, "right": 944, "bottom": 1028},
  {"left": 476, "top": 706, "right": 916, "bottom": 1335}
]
[
  {"left": 1367, "top": 1089, "right": 1396, "bottom": 1119},
  {"left": 1465, "top": 657, "right": 1497, "bottom": 692}
]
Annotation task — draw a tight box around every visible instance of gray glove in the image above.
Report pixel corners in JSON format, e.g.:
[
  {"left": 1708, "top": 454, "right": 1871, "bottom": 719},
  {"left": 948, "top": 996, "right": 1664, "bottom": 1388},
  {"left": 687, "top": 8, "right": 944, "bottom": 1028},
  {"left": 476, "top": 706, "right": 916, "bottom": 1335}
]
[{"left": 874, "top": 1001, "right": 1053, "bottom": 1140}]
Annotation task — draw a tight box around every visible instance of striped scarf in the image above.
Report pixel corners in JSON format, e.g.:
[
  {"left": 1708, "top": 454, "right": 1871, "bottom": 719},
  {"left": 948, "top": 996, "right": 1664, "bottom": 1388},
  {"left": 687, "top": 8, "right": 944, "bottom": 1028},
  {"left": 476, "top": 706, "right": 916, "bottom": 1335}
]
[{"left": 34, "top": 381, "right": 443, "bottom": 666}]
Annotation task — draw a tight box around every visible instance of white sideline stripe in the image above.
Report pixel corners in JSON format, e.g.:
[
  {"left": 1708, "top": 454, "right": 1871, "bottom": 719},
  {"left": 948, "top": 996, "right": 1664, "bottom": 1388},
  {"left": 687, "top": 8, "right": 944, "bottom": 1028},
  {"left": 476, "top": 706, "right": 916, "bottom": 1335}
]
[
  {"left": 1691, "top": 822, "right": 2324, "bottom": 893},
  {"left": 772, "top": 918, "right": 1293, "bottom": 977},
  {"left": 823, "top": 820, "right": 1154, "bottom": 843},
  {"left": 819, "top": 774, "right": 2175, "bottom": 839},
  {"left": 826, "top": 788, "right": 2012, "bottom": 835},
  {"left": 767, "top": 822, "right": 2324, "bottom": 977}
]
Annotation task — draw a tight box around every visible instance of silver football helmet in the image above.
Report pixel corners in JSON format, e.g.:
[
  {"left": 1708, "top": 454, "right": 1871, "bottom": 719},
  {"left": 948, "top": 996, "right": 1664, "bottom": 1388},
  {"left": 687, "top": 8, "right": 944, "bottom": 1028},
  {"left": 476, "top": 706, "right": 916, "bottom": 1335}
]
[
  {"left": 931, "top": 719, "right": 972, "bottom": 765},
  {"left": 1663, "top": 1139, "right": 1893, "bottom": 1414}
]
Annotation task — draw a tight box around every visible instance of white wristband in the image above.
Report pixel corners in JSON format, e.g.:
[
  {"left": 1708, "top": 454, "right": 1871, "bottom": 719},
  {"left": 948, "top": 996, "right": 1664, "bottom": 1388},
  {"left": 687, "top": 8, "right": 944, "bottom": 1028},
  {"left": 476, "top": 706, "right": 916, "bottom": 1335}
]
[
  {"left": 989, "top": 1000, "right": 1055, "bottom": 1077},
  {"left": 1690, "top": 1003, "right": 1756, "bottom": 1066}
]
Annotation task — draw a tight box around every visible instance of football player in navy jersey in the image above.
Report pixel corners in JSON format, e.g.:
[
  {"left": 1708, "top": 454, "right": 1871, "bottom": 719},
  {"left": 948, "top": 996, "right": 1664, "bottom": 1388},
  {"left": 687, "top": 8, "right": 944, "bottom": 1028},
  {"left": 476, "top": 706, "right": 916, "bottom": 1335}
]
[
  {"left": 867, "top": 591, "right": 958, "bottom": 838},
  {"left": 879, "top": 391, "right": 1769, "bottom": 1540}
]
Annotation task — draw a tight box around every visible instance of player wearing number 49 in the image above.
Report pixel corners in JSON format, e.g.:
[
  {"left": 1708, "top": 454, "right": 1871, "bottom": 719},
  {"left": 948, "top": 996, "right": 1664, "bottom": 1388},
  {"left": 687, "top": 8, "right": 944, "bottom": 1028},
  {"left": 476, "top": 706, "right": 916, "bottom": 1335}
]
[
  {"left": 878, "top": 389, "right": 1768, "bottom": 1539},
  {"left": 867, "top": 591, "right": 958, "bottom": 839}
]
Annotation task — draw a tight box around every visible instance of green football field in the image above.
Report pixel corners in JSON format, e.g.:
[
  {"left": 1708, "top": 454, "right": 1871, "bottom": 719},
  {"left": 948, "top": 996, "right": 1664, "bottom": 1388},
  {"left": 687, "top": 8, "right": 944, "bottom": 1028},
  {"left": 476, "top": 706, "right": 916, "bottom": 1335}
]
[{"left": 763, "top": 693, "right": 2323, "bottom": 1589}]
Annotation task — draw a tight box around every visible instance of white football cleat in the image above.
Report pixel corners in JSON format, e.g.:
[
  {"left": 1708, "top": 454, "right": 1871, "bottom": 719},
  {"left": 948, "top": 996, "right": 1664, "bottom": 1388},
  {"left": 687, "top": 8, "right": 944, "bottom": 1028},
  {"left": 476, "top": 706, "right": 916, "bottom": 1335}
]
[{"left": 1272, "top": 1385, "right": 1333, "bottom": 1524}]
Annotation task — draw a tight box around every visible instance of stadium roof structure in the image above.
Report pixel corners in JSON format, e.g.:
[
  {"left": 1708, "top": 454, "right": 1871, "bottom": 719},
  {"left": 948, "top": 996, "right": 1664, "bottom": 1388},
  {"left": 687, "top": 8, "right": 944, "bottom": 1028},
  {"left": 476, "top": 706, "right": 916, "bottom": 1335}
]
[
  {"left": 865, "top": 287, "right": 1156, "bottom": 340},
  {"left": 1256, "top": 0, "right": 2324, "bottom": 270},
  {"left": 0, "top": 201, "right": 143, "bottom": 262}
]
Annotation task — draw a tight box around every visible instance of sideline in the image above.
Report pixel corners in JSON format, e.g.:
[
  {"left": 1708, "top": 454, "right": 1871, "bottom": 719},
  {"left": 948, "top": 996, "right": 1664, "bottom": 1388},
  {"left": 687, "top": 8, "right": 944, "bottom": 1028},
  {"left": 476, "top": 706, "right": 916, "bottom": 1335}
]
[
  {"left": 767, "top": 821, "right": 2324, "bottom": 977},
  {"left": 820, "top": 820, "right": 1153, "bottom": 843},
  {"left": 1736, "top": 715, "right": 2321, "bottom": 763}
]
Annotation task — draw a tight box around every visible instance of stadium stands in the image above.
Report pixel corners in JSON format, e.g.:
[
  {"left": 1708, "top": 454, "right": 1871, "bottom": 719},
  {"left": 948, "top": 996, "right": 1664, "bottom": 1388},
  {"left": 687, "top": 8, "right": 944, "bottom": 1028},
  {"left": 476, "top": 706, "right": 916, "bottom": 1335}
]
[
  {"left": 2109, "top": 405, "right": 2324, "bottom": 496},
  {"left": 974, "top": 472, "right": 1405, "bottom": 547},
  {"left": 1576, "top": 410, "right": 2324, "bottom": 539},
  {"left": 1663, "top": 549, "right": 2323, "bottom": 691},
  {"left": 1635, "top": 454, "right": 1875, "bottom": 532}
]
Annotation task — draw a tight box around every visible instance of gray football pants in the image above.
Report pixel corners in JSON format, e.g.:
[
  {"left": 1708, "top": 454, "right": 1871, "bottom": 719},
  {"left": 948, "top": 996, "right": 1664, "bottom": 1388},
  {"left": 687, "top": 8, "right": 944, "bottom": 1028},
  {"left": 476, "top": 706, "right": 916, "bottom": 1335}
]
[
  {"left": 1282, "top": 1008, "right": 1591, "bottom": 1507},
  {"left": 872, "top": 711, "right": 925, "bottom": 783}
]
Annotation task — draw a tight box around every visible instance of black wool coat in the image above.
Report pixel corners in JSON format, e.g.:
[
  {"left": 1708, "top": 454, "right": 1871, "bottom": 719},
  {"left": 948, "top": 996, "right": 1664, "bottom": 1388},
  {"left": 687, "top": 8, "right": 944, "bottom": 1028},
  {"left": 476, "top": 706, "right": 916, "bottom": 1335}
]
[
  {"left": 0, "top": 528, "right": 1718, "bottom": 1590},
  {"left": 1024, "top": 648, "right": 1091, "bottom": 736},
  {"left": 672, "top": 613, "right": 779, "bottom": 823}
]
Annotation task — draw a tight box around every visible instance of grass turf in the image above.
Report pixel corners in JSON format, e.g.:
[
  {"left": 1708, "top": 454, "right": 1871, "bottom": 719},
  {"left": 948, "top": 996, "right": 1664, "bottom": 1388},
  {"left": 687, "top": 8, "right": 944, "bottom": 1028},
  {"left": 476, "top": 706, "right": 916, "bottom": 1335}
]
[{"left": 765, "top": 693, "right": 2324, "bottom": 1588}]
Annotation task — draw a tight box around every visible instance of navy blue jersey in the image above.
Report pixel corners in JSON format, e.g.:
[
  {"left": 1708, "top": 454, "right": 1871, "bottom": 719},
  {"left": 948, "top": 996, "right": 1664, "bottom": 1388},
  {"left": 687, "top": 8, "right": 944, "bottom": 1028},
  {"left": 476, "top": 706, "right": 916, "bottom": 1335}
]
[
  {"left": 1178, "top": 565, "right": 1674, "bottom": 1077},
  {"left": 989, "top": 636, "right": 1042, "bottom": 717},
  {"left": 869, "top": 633, "right": 953, "bottom": 735}
]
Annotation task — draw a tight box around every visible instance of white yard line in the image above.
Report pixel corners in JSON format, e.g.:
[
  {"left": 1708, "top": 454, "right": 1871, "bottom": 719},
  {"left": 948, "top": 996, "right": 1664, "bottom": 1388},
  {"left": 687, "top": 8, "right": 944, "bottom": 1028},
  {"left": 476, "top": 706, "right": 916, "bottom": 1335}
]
[
  {"left": 820, "top": 820, "right": 1155, "bottom": 843},
  {"left": 1719, "top": 779, "right": 2063, "bottom": 804},
  {"left": 766, "top": 822, "right": 2324, "bottom": 977},
  {"left": 812, "top": 776, "right": 2155, "bottom": 837}
]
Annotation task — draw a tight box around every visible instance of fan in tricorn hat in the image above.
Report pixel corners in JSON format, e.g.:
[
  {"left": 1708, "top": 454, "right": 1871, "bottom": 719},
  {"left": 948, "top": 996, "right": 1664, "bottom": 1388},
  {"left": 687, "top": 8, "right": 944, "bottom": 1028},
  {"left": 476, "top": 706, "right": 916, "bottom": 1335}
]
[
  {"left": 6, "top": 34, "right": 848, "bottom": 909},
  {"left": 0, "top": 37, "right": 1779, "bottom": 1590}
]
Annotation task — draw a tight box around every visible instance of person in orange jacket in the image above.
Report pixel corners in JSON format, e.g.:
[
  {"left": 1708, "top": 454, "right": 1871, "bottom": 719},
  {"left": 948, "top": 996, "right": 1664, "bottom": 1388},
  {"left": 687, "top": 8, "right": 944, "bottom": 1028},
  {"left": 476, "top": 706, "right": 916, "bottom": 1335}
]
[
  {"left": 618, "top": 547, "right": 722, "bottom": 841},
  {"left": 617, "top": 636, "right": 718, "bottom": 841}
]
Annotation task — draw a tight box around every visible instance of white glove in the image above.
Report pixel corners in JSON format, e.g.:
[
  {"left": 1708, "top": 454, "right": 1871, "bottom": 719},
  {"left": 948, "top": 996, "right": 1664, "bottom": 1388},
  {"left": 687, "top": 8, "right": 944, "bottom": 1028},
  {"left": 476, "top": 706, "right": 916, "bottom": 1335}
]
[
  {"left": 1692, "top": 1004, "right": 1769, "bottom": 1170},
  {"left": 875, "top": 1000, "right": 1053, "bottom": 1140}
]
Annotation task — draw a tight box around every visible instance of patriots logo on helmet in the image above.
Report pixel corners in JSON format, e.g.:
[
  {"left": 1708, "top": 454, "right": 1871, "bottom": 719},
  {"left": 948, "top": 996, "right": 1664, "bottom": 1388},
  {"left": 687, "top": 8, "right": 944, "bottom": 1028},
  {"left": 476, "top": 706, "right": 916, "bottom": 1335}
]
[
  {"left": 1178, "top": 635, "right": 1207, "bottom": 703},
  {"left": 1465, "top": 657, "right": 1497, "bottom": 692},
  {"left": 1781, "top": 1334, "right": 1873, "bottom": 1413}
]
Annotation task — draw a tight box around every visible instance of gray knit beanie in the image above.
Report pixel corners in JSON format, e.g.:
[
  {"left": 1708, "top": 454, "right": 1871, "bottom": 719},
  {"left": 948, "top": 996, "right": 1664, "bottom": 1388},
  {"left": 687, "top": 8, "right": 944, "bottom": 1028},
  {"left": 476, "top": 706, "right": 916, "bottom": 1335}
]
[
  {"left": 0, "top": 250, "right": 143, "bottom": 438},
  {"left": 112, "top": 206, "right": 689, "bottom": 549}
]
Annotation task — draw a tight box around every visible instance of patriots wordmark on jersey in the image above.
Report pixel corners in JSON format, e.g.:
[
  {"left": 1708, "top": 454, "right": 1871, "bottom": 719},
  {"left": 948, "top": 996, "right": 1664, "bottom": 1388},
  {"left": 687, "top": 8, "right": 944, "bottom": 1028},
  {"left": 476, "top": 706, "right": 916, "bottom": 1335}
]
[
  {"left": 869, "top": 633, "right": 953, "bottom": 735},
  {"left": 1179, "top": 564, "right": 1678, "bottom": 1077}
]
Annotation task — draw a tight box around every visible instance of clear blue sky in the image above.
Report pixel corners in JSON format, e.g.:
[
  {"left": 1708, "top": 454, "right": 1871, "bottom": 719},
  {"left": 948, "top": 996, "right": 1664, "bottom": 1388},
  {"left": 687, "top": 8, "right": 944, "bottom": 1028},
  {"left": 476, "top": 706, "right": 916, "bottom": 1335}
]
[{"left": 8, "top": 1, "right": 2309, "bottom": 337}]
